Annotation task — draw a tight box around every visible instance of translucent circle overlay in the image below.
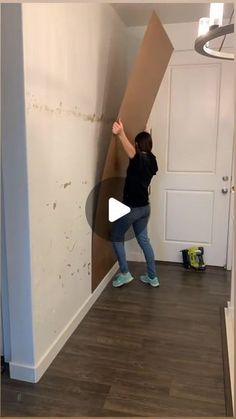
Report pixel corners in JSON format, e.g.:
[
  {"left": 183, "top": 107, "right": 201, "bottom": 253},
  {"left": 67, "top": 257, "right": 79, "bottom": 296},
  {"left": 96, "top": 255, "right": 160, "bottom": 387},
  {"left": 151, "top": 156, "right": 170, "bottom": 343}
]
[{"left": 85, "top": 177, "right": 136, "bottom": 242}]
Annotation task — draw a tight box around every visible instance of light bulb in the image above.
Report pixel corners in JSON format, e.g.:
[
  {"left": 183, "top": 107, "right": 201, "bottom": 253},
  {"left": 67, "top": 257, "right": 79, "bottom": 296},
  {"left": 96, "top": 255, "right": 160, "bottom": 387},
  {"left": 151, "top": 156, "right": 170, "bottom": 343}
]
[
  {"left": 198, "top": 17, "right": 210, "bottom": 36},
  {"left": 209, "top": 3, "right": 224, "bottom": 28}
]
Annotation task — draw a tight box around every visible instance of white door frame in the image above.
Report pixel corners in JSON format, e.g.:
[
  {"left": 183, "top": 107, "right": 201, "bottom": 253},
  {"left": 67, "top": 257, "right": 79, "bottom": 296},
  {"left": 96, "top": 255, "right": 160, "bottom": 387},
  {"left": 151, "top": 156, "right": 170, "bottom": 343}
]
[{"left": 226, "top": 131, "right": 235, "bottom": 270}]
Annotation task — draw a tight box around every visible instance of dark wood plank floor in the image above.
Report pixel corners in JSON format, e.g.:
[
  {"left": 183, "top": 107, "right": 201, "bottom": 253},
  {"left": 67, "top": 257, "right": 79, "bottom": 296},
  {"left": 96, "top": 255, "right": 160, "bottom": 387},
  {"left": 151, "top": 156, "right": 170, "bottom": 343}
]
[{"left": 2, "top": 262, "right": 231, "bottom": 416}]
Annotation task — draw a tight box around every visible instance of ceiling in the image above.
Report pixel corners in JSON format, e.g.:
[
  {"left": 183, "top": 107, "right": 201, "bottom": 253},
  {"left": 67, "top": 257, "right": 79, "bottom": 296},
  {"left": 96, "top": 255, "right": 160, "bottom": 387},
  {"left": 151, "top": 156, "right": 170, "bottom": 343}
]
[{"left": 111, "top": 3, "right": 234, "bottom": 26}]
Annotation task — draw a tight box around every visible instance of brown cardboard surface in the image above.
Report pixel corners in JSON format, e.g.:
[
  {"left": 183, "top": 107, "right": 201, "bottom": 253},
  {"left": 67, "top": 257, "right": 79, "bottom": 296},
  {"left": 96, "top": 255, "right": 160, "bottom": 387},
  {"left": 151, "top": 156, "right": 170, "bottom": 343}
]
[{"left": 92, "top": 12, "right": 174, "bottom": 290}]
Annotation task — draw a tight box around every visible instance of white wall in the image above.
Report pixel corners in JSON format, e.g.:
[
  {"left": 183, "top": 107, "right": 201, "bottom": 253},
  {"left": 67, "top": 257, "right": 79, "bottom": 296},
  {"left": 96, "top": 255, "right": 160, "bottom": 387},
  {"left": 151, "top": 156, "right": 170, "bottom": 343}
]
[
  {"left": 2, "top": 5, "right": 35, "bottom": 375},
  {"left": 2, "top": 3, "right": 126, "bottom": 382},
  {"left": 0, "top": 3, "right": 2, "bottom": 358}
]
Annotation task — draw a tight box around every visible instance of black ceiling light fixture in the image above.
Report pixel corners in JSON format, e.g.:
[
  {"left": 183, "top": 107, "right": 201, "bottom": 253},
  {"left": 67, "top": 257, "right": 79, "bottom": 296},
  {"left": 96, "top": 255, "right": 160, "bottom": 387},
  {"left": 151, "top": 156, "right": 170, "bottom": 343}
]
[{"left": 194, "top": 3, "right": 234, "bottom": 60}]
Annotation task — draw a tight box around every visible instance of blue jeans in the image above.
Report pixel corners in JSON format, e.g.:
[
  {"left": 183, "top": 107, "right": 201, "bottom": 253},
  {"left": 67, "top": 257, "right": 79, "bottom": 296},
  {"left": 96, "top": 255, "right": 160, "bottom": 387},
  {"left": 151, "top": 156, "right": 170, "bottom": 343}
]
[{"left": 111, "top": 204, "right": 157, "bottom": 279}]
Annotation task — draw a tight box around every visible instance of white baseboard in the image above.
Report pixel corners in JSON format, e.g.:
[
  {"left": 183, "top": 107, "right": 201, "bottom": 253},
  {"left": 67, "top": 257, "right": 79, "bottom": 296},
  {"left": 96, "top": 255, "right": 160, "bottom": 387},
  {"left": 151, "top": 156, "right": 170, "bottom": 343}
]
[
  {"left": 9, "top": 362, "right": 37, "bottom": 382},
  {"left": 224, "top": 305, "right": 234, "bottom": 413},
  {"left": 9, "top": 262, "right": 118, "bottom": 383}
]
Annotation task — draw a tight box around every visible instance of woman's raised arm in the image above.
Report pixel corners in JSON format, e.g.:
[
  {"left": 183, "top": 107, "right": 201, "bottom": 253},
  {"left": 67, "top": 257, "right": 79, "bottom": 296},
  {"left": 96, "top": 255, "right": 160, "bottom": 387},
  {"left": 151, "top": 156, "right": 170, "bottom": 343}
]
[{"left": 112, "top": 119, "right": 136, "bottom": 159}]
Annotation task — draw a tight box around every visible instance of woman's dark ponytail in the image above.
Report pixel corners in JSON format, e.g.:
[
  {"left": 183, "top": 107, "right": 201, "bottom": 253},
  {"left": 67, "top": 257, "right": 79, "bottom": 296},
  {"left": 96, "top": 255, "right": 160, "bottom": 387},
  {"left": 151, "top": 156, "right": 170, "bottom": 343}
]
[{"left": 135, "top": 131, "right": 153, "bottom": 153}]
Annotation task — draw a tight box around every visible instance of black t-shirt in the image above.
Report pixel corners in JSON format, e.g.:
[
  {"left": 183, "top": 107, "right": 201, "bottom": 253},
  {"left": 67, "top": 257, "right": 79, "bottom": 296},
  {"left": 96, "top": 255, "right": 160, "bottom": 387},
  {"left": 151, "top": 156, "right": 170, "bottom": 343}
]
[{"left": 123, "top": 152, "right": 158, "bottom": 207}]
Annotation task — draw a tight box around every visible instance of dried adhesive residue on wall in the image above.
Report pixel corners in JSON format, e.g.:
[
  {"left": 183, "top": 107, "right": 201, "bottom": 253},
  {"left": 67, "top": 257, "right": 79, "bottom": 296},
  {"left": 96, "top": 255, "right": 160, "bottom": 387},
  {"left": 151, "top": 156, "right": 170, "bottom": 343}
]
[
  {"left": 25, "top": 93, "right": 115, "bottom": 124},
  {"left": 63, "top": 181, "right": 71, "bottom": 189}
]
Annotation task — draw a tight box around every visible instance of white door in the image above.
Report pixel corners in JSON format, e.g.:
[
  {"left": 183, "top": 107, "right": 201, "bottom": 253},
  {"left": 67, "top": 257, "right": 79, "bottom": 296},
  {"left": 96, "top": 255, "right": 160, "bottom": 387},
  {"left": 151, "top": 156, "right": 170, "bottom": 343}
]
[{"left": 149, "top": 51, "right": 234, "bottom": 267}]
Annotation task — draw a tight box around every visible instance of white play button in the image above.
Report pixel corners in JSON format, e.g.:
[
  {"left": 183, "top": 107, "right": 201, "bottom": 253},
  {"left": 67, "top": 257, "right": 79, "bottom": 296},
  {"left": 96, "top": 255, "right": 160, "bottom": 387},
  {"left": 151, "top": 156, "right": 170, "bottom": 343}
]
[{"left": 108, "top": 198, "right": 131, "bottom": 222}]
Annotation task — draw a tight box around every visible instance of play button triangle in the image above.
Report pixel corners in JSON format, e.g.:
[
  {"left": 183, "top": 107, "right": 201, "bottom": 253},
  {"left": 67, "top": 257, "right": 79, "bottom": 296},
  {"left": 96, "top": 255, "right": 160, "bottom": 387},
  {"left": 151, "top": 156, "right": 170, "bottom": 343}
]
[{"left": 108, "top": 198, "right": 131, "bottom": 222}]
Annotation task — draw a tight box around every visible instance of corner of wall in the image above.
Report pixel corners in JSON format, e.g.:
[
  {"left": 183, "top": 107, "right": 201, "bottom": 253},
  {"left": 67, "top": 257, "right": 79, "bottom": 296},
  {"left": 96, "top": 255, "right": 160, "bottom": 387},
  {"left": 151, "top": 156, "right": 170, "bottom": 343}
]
[{"left": 9, "top": 262, "right": 118, "bottom": 383}]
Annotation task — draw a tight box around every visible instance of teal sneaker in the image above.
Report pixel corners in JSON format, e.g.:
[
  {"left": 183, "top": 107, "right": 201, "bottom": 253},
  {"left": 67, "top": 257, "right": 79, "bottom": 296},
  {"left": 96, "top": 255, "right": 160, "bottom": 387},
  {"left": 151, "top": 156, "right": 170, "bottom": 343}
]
[
  {"left": 112, "top": 272, "right": 134, "bottom": 288},
  {"left": 140, "top": 274, "right": 160, "bottom": 287}
]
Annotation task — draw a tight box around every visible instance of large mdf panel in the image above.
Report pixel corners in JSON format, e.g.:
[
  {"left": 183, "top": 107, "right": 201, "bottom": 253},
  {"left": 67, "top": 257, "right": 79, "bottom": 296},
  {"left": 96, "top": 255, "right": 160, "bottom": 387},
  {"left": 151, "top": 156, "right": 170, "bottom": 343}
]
[{"left": 92, "top": 13, "right": 173, "bottom": 291}]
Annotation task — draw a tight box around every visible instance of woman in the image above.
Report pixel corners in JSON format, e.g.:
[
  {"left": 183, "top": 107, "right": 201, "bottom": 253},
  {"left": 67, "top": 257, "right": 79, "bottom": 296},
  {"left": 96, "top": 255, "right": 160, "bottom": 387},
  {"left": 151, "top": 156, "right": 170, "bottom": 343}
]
[{"left": 111, "top": 119, "right": 159, "bottom": 288}]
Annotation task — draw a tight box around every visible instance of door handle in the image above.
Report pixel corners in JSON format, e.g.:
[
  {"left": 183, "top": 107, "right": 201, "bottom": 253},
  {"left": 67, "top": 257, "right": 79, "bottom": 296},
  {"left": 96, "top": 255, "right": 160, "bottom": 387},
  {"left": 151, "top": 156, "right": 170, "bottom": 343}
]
[{"left": 222, "top": 187, "right": 228, "bottom": 194}]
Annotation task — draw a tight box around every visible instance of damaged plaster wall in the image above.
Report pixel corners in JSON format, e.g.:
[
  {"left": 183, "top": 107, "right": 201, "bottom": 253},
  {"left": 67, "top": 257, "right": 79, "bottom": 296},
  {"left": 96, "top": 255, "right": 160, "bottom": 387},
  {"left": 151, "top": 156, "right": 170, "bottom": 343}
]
[
  {"left": 23, "top": 2, "right": 127, "bottom": 373},
  {"left": 3, "top": 3, "right": 127, "bottom": 381}
]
